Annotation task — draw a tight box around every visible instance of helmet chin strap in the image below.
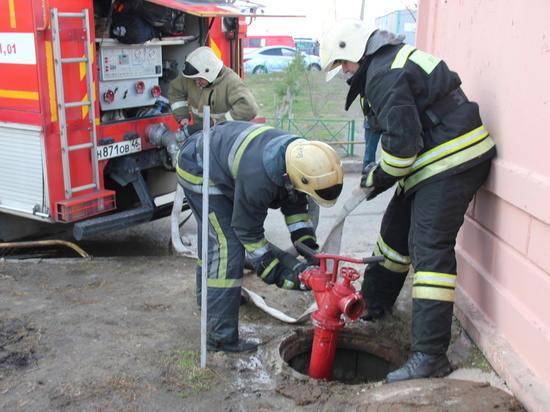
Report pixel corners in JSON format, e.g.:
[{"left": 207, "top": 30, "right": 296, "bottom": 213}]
[{"left": 283, "top": 173, "right": 298, "bottom": 203}]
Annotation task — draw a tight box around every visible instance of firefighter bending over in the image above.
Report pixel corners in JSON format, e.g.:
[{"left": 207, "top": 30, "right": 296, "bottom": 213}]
[
  {"left": 168, "top": 46, "right": 259, "bottom": 132},
  {"left": 177, "top": 121, "right": 344, "bottom": 353},
  {"left": 321, "top": 19, "right": 496, "bottom": 382}
]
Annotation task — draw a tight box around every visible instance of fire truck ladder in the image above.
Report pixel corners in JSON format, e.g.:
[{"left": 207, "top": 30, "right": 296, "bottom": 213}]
[{"left": 50, "top": 8, "right": 100, "bottom": 199}]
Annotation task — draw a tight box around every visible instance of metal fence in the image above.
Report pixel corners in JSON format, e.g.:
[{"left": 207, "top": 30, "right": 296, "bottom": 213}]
[{"left": 265, "top": 118, "right": 358, "bottom": 156}]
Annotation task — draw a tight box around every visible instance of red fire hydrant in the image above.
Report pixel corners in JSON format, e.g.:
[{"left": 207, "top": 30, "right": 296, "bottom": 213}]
[{"left": 295, "top": 242, "right": 384, "bottom": 381}]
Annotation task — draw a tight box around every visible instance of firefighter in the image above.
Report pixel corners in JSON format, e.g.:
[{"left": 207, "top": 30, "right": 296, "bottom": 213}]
[
  {"left": 320, "top": 19, "right": 496, "bottom": 382},
  {"left": 177, "top": 121, "right": 344, "bottom": 352},
  {"left": 168, "top": 46, "right": 259, "bottom": 129}
]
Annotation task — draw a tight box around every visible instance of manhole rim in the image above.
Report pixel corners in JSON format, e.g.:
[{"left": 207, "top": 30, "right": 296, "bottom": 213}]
[{"left": 277, "top": 327, "right": 407, "bottom": 382}]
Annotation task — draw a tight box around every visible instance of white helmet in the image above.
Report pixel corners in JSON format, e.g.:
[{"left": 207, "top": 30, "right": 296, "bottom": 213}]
[
  {"left": 182, "top": 47, "right": 223, "bottom": 83},
  {"left": 320, "top": 18, "right": 376, "bottom": 76},
  {"left": 286, "top": 139, "right": 344, "bottom": 208}
]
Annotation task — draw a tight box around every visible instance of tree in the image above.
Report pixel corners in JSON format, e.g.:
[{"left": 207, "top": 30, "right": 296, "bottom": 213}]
[{"left": 274, "top": 53, "right": 307, "bottom": 118}]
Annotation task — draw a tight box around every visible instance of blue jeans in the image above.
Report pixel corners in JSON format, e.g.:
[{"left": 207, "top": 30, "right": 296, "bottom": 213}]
[{"left": 363, "top": 121, "right": 381, "bottom": 169}]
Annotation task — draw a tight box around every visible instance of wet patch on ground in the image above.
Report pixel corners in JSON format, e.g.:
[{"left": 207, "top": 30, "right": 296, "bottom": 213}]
[{"left": 0, "top": 317, "right": 40, "bottom": 373}]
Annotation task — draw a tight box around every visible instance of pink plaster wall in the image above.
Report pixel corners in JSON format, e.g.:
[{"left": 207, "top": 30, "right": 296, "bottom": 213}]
[{"left": 416, "top": 0, "right": 550, "bottom": 410}]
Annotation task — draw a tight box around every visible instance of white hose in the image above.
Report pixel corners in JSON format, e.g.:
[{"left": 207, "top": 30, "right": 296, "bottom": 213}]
[{"left": 170, "top": 185, "right": 196, "bottom": 257}]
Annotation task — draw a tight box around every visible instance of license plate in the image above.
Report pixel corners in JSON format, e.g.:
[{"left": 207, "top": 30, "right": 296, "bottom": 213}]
[{"left": 96, "top": 139, "right": 141, "bottom": 161}]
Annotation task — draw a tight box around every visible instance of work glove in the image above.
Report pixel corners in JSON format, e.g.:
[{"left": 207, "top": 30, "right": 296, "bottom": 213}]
[
  {"left": 181, "top": 119, "right": 215, "bottom": 138},
  {"left": 272, "top": 246, "right": 310, "bottom": 291},
  {"left": 253, "top": 244, "right": 311, "bottom": 291},
  {"left": 360, "top": 162, "right": 397, "bottom": 201},
  {"left": 281, "top": 262, "right": 312, "bottom": 291}
]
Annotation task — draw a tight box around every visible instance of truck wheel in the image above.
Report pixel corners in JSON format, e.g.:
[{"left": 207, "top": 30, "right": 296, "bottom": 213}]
[{"left": 308, "top": 64, "right": 321, "bottom": 71}]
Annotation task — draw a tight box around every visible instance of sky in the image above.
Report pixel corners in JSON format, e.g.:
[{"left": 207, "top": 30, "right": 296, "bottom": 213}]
[{"left": 245, "top": 0, "right": 417, "bottom": 40}]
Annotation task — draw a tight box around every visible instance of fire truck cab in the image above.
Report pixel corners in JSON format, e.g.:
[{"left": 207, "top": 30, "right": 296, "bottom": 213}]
[{"left": 0, "top": 0, "right": 262, "bottom": 242}]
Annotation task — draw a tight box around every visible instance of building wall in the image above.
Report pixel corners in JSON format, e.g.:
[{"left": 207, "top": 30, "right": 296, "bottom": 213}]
[
  {"left": 416, "top": 1, "right": 550, "bottom": 410},
  {"left": 375, "top": 9, "right": 417, "bottom": 46}
]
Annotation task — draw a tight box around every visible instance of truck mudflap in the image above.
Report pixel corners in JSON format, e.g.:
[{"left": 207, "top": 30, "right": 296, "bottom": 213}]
[{"left": 73, "top": 200, "right": 180, "bottom": 240}]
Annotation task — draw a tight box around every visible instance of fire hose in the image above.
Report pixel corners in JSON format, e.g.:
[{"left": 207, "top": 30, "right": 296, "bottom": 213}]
[
  {"left": 146, "top": 121, "right": 210, "bottom": 258},
  {"left": 295, "top": 241, "right": 384, "bottom": 381}
]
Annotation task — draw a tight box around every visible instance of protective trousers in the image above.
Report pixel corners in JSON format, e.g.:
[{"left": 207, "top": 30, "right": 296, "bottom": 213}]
[
  {"left": 183, "top": 189, "right": 245, "bottom": 346},
  {"left": 362, "top": 159, "right": 492, "bottom": 354}
]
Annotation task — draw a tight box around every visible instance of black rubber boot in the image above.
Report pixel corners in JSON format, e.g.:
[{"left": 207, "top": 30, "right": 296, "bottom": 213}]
[
  {"left": 386, "top": 352, "right": 452, "bottom": 383},
  {"left": 207, "top": 338, "right": 258, "bottom": 353},
  {"left": 359, "top": 304, "right": 389, "bottom": 321},
  {"left": 206, "top": 317, "right": 258, "bottom": 353}
]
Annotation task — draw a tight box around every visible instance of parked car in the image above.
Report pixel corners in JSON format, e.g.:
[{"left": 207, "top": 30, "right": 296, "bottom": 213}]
[
  {"left": 294, "top": 37, "right": 320, "bottom": 56},
  {"left": 243, "top": 46, "right": 322, "bottom": 74}
]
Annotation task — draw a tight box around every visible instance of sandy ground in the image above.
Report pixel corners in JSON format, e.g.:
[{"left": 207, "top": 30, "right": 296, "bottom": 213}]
[
  {"left": 0, "top": 255, "right": 525, "bottom": 412},
  {"left": 0, "top": 172, "right": 526, "bottom": 411}
]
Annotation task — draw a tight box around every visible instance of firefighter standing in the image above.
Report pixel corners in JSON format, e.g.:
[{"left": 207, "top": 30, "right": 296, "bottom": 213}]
[
  {"left": 320, "top": 19, "right": 496, "bottom": 382},
  {"left": 168, "top": 46, "right": 259, "bottom": 128},
  {"left": 177, "top": 121, "right": 344, "bottom": 352}
]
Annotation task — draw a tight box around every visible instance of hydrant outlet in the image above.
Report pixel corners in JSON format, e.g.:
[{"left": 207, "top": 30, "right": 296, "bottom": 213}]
[{"left": 339, "top": 293, "right": 366, "bottom": 321}]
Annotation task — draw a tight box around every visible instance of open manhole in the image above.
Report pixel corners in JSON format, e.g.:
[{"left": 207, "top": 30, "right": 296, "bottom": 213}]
[{"left": 279, "top": 327, "right": 406, "bottom": 384}]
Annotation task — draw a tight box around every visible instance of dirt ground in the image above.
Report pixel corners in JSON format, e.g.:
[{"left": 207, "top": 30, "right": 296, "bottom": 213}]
[
  {"left": 0, "top": 172, "right": 526, "bottom": 411},
  {"left": 0, "top": 250, "right": 526, "bottom": 412}
]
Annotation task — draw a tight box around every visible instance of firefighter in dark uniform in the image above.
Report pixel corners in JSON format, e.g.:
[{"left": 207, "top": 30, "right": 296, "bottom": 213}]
[
  {"left": 177, "top": 121, "right": 344, "bottom": 352},
  {"left": 321, "top": 19, "right": 496, "bottom": 382}
]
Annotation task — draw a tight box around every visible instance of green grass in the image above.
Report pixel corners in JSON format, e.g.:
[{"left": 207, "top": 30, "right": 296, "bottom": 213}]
[
  {"left": 244, "top": 70, "right": 364, "bottom": 154},
  {"left": 164, "top": 349, "right": 220, "bottom": 398},
  {"left": 244, "top": 71, "right": 363, "bottom": 121}
]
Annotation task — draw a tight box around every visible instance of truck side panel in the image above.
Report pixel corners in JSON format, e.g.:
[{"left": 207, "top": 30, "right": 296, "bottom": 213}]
[
  {"left": 0, "top": 123, "right": 46, "bottom": 217},
  {"left": 0, "top": 0, "right": 255, "bottom": 241},
  {"left": 0, "top": 0, "right": 51, "bottom": 222},
  {"left": 0, "top": 0, "right": 41, "bottom": 115}
]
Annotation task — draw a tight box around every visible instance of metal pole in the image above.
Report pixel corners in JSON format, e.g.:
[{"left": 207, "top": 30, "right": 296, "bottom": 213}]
[{"left": 200, "top": 107, "right": 211, "bottom": 368}]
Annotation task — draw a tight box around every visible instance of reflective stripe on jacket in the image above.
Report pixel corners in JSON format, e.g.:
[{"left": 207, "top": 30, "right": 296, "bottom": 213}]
[
  {"left": 176, "top": 121, "right": 314, "bottom": 257},
  {"left": 168, "top": 66, "right": 259, "bottom": 123},
  {"left": 363, "top": 35, "right": 496, "bottom": 194}
]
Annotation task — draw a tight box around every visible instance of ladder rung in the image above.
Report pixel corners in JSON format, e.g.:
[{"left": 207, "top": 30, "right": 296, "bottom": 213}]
[
  {"left": 61, "top": 57, "right": 88, "bottom": 64},
  {"left": 68, "top": 142, "right": 94, "bottom": 152},
  {"left": 71, "top": 183, "right": 98, "bottom": 193},
  {"left": 52, "top": 7, "right": 101, "bottom": 199},
  {"left": 65, "top": 100, "right": 91, "bottom": 108},
  {"left": 58, "top": 12, "right": 86, "bottom": 18}
]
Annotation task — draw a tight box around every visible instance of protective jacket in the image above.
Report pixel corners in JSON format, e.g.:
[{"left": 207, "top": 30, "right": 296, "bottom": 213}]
[
  {"left": 177, "top": 121, "right": 318, "bottom": 289},
  {"left": 347, "top": 30, "right": 496, "bottom": 195},
  {"left": 353, "top": 31, "right": 496, "bottom": 354},
  {"left": 168, "top": 66, "right": 259, "bottom": 123}
]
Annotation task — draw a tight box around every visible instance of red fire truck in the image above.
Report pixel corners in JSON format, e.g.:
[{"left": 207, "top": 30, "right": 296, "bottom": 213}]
[{"left": 0, "top": 0, "right": 263, "bottom": 242}]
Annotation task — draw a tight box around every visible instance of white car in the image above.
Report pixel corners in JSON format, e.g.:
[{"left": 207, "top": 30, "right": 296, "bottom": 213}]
[{"left": 243, "top": 46, "right": 322, "bottom": 74}]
